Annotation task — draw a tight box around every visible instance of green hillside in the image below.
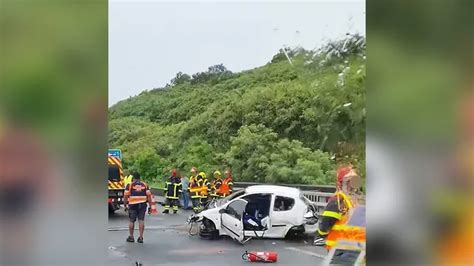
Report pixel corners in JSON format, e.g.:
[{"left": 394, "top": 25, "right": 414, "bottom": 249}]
[{"left": 109, "top": 34, "right": 366, "bottom": 186}]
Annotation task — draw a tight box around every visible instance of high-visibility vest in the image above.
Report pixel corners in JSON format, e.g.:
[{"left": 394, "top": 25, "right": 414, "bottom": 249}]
[
  {"left": 325, "top": 191, "right": 358, "bottom": 250},
  {"left": 210, "top": 179, "right": 222, "bottom": 197},
  {"left": 124, "top": 175, "right": 133, "bottom": 186},
  {"left": 218, "top": 177, "right": 233, "bottom": 197},
  {"left": 188, "top": 176, "right": 201, "bottom": 198},
  {"left": 200, "top": 178, "right": 210, "bottom": 198},
  {"left": 124, "top": 181, "right": 151, "bottom": 205}
]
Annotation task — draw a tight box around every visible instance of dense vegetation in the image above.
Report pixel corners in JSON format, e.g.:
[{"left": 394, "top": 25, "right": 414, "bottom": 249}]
[{"left": 109, "top": 34, "right": 366, "bottom": 186}]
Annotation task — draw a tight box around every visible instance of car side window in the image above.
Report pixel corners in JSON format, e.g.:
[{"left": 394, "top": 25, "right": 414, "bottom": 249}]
[
  {"left": 273, "top": 196, "right": 295, "bottom": 211},
  {"left": 226, "top": 199, "right": 247, "bottom": 220}
]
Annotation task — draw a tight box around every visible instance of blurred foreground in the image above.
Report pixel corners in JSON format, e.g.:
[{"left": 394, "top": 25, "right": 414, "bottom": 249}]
[
  {"left": 0, "top": 1, "right": 107, "bottom": 264},
  {"left": 367, "top": 0, "right": 473, "bottom": 264}
]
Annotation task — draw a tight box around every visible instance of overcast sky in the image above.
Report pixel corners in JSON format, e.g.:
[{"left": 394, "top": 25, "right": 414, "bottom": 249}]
[{"left": 109, "top": 0, "right": 365, "bottom": 106}]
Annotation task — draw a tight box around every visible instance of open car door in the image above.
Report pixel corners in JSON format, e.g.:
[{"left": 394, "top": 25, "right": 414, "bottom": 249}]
[{"left": 220, "top": 199, "right": 248, "bottom": 243}]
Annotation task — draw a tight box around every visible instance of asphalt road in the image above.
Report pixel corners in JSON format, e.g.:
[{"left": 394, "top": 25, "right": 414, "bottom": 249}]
[{"left": 108, "top": 197, "right": 328, "bottom": 266}]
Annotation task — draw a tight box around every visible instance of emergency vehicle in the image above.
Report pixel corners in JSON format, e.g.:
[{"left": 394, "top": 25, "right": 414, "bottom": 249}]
[{"left": 108, "top": 149, "right": 125, "bottom": 213}]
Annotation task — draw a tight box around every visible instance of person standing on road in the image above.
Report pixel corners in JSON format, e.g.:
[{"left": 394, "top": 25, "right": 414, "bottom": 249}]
[
  {"left": 123, "top": 169, "right": 133, "bottom": 186},
  {"left": 188, "top": 167, "right": 202, "bottom": 213},
  {"left": 124, "top": 172, "right": 153, "bottom": 243},
  {"left": 210, "top": 170, "right": 222, "bottom": 199},
  {"left": 312, "top": 165, "right": 358, "bottom": 246},
  {"left": 219, "top": 169, "right": 234, "bottom": 198},
  {"left": 199, "top": 172, "right": 211, "bottom": 208},
  {"left": 163, "top": 169, "right": 182, "bottom": 214},
  {"left": 181, "top": 175, "right": 190, "bottom": 210}
]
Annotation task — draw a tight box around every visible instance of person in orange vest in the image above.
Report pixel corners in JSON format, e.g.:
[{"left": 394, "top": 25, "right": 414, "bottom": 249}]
[
  {"left": 219, "top": 169, "right": 234, "bottom": 198},
  {"left": 313, "top": 165, "right": 359, "bottom": 246},
  {"left": 188, "top": 167, "right": 202, "bottom": 213},
  {"left": 124, "top": 172, "right": 154, "bottom": 243},
  {"left": 210, "top": 170, "right": 222, "bottom": 199}
]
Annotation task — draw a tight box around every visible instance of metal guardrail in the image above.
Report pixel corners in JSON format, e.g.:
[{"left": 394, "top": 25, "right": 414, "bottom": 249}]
[
  {"left": 232, "top": 182, "right": 335, "bottom": 214},
  {"left": 233, "top": 182, "right": 336, "bottom": 193}
]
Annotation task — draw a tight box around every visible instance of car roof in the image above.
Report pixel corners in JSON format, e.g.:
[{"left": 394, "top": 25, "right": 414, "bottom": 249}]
[{"left": 245, "top": 185, "right": 301, "bottom": 197}]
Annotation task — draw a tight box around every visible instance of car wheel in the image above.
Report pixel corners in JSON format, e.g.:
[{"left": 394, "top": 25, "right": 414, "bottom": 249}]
[
  {"left": 199, "top": 218, "right": 219, "bottom": 240},
  {"left": 285, "top": 225, "right": 305, "bottom": 240}
]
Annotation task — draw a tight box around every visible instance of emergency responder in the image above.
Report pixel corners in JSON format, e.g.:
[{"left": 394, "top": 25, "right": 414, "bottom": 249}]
[
  {"left": 198, "top": 172, "right": 211, "bottom": 208},
  {"left": 163, "top": 169, "right": 182, "bottom": 214},
  {"left": 313, "top": 165, "right": 359, "bottom": 246},
  {"left": 219, "top": 169, "right": 234, "bottom": 198},
  {"left": 123, "top": 170, "right": 133, "bottom": 186},
  {"left": 124, "top": 172, "right": 153, "bottom": 243},
  {"left": 210, "top": 170, "right": 222, "bottom": 199},
  {"left": 188, "top": 167, "right": 202, "bottom": 213}
]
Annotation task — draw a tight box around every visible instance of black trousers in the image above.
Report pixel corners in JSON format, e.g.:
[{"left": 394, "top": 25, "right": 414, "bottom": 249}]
[{"left": 164, "top": 198, "right": 179, "bottom": 211}]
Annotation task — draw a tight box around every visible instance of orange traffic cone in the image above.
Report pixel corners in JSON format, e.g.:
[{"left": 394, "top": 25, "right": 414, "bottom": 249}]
[{"left": 149, "top": 195, "right": 158, "bottom": 215}]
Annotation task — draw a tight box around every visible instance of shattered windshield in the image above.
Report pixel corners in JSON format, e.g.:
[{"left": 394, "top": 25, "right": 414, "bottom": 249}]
[{"left": 215, "top": 189, "right": 245, "bottom": 206}]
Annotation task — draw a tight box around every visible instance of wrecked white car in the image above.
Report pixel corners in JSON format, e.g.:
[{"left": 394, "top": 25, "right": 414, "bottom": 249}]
[{"left": 188, "top": 185, "right": 319, "bottom": 243}]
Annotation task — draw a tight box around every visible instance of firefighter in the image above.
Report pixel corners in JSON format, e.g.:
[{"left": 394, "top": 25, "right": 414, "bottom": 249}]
[
  {"left": 210, "top": 170, "right": 222, "bottom": 199},
  {"left": 188, "top": 167, "right": 202, "bottom": 213},
  {"left": 219, "top": 169, "right": 234, "bottom": 198},
  {"left": 124, "top": 172, "right": 153, "bottom": 243},
  {"left": 198, "top": 172, "right": 211, "bottom": 208},
  {"left": 123, "top": 170, "right": 133, "bottom": 186},
  {"left": 313, "top": 165, "right": 358, "bottom": 246},
  {"left": 163, "top": 169, "right": 182, "bottom": 214}
]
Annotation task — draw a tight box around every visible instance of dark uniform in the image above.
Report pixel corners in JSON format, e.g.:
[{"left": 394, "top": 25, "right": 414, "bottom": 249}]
[
  {"left": 313, "top": 194, "right": 347, "bottom": 246},
  {"left": 163, "top": 176, "right": 182, "bottom": 214},
  {"left": 124, "top": 180, "right": 151, "bottom": 222}
]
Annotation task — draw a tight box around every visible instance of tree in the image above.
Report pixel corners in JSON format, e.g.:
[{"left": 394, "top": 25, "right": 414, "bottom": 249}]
[
  {"left": 170, "top": 72, "right": 191, "bottom": 86},
  {"left": 108, "top": 35, "right": 366, "bottom": 186}
]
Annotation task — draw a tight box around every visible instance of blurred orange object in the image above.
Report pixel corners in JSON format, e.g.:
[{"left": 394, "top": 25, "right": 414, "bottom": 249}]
[
  {"left": 438, "top": 208, "right": 474, "bottom": 265},
  {"left": 149, "top": 196, "right": 158, "bottom": 215}
]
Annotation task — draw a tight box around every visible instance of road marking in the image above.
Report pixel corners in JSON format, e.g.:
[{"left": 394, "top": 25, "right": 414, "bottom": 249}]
[
  {"left": 169, "top": 247, "right": 232, "bottom": 255},
  {"left": 284, "top": 247, "right": 327, "bottom": 259},
  {"left": 108, "top": 225, "right": 185, "bottom": 231}
]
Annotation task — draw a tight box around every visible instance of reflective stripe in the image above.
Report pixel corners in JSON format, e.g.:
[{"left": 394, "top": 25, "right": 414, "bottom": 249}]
[
  {"left": 318, "top": 229, "right": 329, "bottom": 236},
  {"left": 332, "top": 224, "right": 345, "bottom": 230},
  {"left": 166, "top": 196, "right": 179, "bottom": 199},
  {"left": 129, "top": 196, "right": 147, "bottom": 204},
  {"left": 322, "top": 211, "right": 342, "bottom": 220},
  {"left": 335, "top": 191, "right": 353, "bottom": 209}
]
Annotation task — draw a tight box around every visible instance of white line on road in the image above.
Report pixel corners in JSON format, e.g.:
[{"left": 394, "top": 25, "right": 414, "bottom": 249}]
[
  {"left": 108, "top": 225, "right": 185, "bottom": 231},
  {"left": 284, "top": 247, "right": 327, "bottom": 259}
]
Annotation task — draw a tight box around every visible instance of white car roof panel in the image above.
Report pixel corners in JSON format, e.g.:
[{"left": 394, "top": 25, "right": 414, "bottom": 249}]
[{"left": 244, "top": 185, "right": 301, "bottom": 198}]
